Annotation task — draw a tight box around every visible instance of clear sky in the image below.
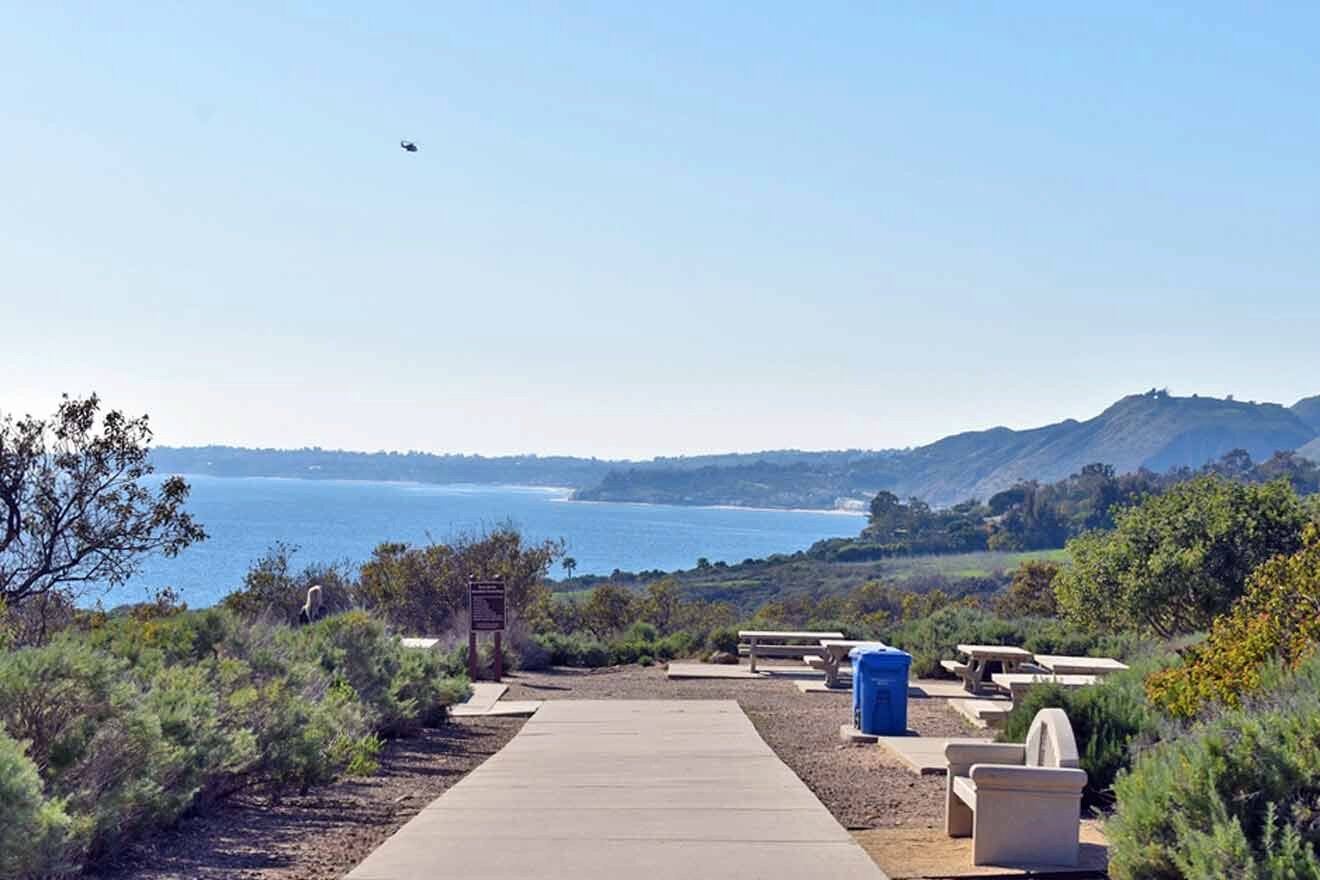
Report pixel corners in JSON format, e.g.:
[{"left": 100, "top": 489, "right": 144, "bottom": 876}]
[{"left": 4, "top": 3, "right": 1318, "bottom": 459}]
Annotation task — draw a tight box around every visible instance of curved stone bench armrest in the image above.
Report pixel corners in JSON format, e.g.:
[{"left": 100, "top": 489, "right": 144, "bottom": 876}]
[
  {"left": 969, "top": 764, "right": 1087, "bottom": 793},
  {"left": 945, "top": 741, "right": 1025, "bottom": 770}
]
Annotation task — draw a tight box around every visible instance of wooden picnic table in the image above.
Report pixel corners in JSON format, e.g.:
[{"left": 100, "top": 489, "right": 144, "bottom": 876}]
[
  {"left": 816, "top": 639, "right": 887, "bottom": 688},
  {"left": 738, "top": 630, "right": 844, "bottom": 673},
  {"left": 1032, "top": 655, "right": 1129, "bottom": 676},
  {"left": 954, "top": 644, "right": 1035, "bottom": 695}
]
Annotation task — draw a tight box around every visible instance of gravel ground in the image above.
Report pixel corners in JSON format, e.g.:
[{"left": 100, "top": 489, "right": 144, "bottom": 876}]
[
  {"left": 88, "top": 717, "right": 524, "bottom": 880},
  {"left": 506, "top": 663, "right": 988, "bottom": 830}
]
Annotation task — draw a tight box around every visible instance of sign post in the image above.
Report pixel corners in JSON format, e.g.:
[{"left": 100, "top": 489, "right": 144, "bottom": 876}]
[{"left": 468, "top": 579, "right": 507, "bottom": 681}]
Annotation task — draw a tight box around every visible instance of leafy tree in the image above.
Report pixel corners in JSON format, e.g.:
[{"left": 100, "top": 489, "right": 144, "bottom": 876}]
[
  {"left": 561, "top": 556, "right": 577, "bottom": 579},
  {"left": 356, "top": 526, "right": 562, "bottom": 634},
  {"left": 222, "top": 543, "right": 355, "bottom": 623},
  {"left": 637, "top": 577, "right": 682, "bottom": 633},
  {"left": 582, "top": 584, "right": 636, "bottom": 639},
  {"left": 1056, "top": 476, "right": 1309, "bottom": 637},
  {"left": 0, "top": 394, "right": 206, "bottom": 607},
  {"left": 993, "top": 560, "right": 1062, "bottom": 618}
]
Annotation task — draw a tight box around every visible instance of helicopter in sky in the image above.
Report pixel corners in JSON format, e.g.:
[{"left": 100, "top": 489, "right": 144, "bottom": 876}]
[{"left": 400, "top": 140, "right": 418, "bottom": 153}]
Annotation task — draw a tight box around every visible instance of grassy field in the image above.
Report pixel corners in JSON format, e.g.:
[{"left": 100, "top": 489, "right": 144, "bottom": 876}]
[{"left": 556, "top": 548, "right": 1069, "bottom": 613}]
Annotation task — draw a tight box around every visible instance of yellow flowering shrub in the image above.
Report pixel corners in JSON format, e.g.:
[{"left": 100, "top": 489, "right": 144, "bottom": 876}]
[{"left": 1146, "top": 524, "right": 1320, "bottom": 718}]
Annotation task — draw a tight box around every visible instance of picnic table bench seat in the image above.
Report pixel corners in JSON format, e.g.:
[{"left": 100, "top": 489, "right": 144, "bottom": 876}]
[
  {"left": 738, "top": 630, "right": 844, "bottom": 673},
  {"left": 1032, "top": 655, "right": 1129, "bottom": 676},
  {"left": 989, "top": 673, "right": 1099, "bottom": 702},
  {"left": 940, "top": 659, "right": 969, "bottom": 675}
]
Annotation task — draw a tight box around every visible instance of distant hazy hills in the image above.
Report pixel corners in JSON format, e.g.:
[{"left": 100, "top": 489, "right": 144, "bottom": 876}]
[
  {"left": 576, "top": 391, "right": 1319, "bottom": 508},
  {"left": 894, "top": 391, "right": 1316, "bottom": 504},
  {"left": 153, "top": 390, "right": 1319, "bottom": 510}
]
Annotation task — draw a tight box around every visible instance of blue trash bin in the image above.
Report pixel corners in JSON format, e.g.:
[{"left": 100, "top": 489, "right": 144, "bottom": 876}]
[{"left": 850, "top": 646, "right": 912, "bottom": 735}]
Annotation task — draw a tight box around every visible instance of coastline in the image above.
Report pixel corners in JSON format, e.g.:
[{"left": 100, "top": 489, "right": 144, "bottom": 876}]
[
  {"left": 555, "top": 494, "right": 866, "bottom": 517},
  {"left": 165, "top": 473, "right": 863, "bottom": 516}
]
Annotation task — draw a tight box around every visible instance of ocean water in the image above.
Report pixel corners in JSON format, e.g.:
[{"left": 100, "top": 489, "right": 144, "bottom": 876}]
[{"left": 102, "top": 475, "right": 864, "bottom": 608}]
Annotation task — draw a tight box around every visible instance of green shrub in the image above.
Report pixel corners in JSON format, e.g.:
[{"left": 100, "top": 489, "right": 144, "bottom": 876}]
[
  {"left": 1108, "top": 654, "right": 1320, "bottom": 879},
  {"left": 638, "top": 654, "right": 654, "bottom": 667},
  {"left": 1057, "top": 476, "right": 1309, "bottom": 638},
  {"left": 624, "top": 621, "right": 658, "bottom": 643},
  {"left": 534, "top": 632, "right": 612, "bottom": 667},
  {"left": 0, "top": 606, "right": 467, "bottom": 876},
  {"left": 654, "top": 631, "right": 696, "bottom": 660},
  {"left": 0, "top": 638, "right": 200, "bottom": 864},
  {"left": 439, "top": 640, "right": 518, "bottom": 680},
  {"left": 707, "top": 625, "right": 740, "bottom": 654},
  {"left": 0, "top": 730, "right": 77, "bottom": 879},
  {"left": 998, "top": 660, "right": 1168, "bottom": 805},
  {"left": 884, "top": 606, "right": 1022, "bottom": 678},
  {"left": 884, "top": 606, "right": 1132, "bottom": 680}
]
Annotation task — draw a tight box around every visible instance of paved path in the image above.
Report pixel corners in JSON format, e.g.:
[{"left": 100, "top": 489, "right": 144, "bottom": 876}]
[
  {"left": 347, "top": 700, "right": 885, "bottom": 879},
  {"left": 449, "top": 682, "right": 541, "bottom": 718}
]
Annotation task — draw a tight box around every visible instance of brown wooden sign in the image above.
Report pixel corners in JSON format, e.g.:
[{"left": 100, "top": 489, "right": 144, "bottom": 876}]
[{"left": 469, "top": 579, "right": 506, "bottom": 632}]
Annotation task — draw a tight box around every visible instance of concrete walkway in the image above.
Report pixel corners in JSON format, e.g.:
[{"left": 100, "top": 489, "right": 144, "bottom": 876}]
[
  {"left": 347, "top": 700, "right": 885, "bottom": 879},
  {"left": 449, "top": 682, "right": 542, "bottom": 718}
]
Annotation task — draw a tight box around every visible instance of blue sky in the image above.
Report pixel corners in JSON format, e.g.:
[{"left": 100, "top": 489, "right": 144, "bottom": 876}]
[{"left": 4, "top": 3, "right": 1318, "bottom": 458}]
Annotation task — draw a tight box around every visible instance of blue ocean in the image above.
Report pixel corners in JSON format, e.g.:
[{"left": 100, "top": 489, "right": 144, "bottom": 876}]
[{"left": 104, "top": 476, "right": 864, "bottom": 608}]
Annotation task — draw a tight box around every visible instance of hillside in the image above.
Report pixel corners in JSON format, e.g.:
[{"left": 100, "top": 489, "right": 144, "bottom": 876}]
[
  {"left": 148, "top": 445, "right": 886, "bottom": 491},
  {"left": 1300, "top": 438, "right": 1320, "bottom": 463},
  {"left": 576, "top": 390, "right": 1318, "bottom": 507},
  {"left": 154, "top": 390, "right": 1319, "bottom": 510},
  {"left": 1294, "top": 395, "right": 1320, "bottom": 433},
  {"left": 908, "top": 391, "right": 1315, "bottom": 503}
]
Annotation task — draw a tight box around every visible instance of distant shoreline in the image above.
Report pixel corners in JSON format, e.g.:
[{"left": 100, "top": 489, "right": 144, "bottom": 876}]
[
  {"left": 163, "top": 472, "right": 864, "bottom": 516},
  {"left": 556, "top": 494, "right": 865, "bottom": 517}
]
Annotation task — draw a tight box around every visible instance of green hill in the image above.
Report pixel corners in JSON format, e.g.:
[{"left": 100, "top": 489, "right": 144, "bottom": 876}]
[
  {"left": 577, "top": 390, "right": 1318, "bottom": 507},
  {"left": 909, "top": 391, "right": 1316, "bottom": 503}
]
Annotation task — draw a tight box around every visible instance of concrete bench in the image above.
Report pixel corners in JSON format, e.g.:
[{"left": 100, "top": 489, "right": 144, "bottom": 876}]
[
  {"left": 940, "top": 659, "right": 969, "bottom": 676},
  {"left": 945, "top": 708, "right": 1087, "bottom": 867},
  {"left": 738, "top": 630, "right": 843, "bottom": 673},
  {"left": 989, "top": 673, "right": 1098, "bottom": 703},
  {"left": 1032, "top": 654, "right": 1129, "bottom": 676}
]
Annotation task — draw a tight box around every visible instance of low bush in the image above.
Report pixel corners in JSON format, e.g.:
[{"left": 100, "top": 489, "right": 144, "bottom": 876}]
[
  {"left": 654, "top": 631, "right": 696, "bottom": 660},
  {"left": 534, "top": 631, "right": 612, "bottom": 667},
  {"left": 883, "top": 606, "right": 1022, "bottom": 678},
  {"left": 997, "top": 659, "right": 1169, "bottom": 805},
  {"left": 884, "top": 606, "right": 1133, "bottom": 680},
  {"left": 440, "top": 640, "right": 518, "bottom": 681},
  {"left": 1108, "top": 653, "right": 1320, "bottom": 879},
  {"left": 0, "top": 606, "right": 468, "bottom": 878},
  {"left": 707, "top": 625, "right": 740, "bottom": 655},
  {"left": 624, "top": 621, "right": 658, "bottom": 643}
]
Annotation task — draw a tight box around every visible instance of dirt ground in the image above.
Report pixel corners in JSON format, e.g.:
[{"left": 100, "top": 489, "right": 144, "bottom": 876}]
[
  {"left": 505, "top": 663, "right": 989, "bottom": 830},
  {"left": 97, "top": 663, "right": 988, "bottom": 878},
  {"left": 88, "top": 718, "right": 523, "bottom": 880}
]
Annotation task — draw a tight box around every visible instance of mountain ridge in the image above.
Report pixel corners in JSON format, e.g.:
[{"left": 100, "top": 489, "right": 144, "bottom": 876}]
[
  {"left": 151, "top": 390, "right": 1319, "bottom": 509},
  {"left": 576, "top": 390, "right": 1318, "bottom": 507}
]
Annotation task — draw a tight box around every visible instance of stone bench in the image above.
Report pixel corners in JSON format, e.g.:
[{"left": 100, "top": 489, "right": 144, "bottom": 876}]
[
  {"left": 738, "top": 630, "right": 843, "bottom": 673},
  {"left": 945, "top": 708, "right": 1087, "bottom": 867},
  {"left": 940, "top": 659, "right": 969, "bottom": 676},
  {"left": 989, "top": 673, "right": 1098, "bottom": 703}
]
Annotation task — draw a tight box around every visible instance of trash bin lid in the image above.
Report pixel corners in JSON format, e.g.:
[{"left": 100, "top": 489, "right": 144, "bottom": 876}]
[{"left": 849, "top": 645, "right": 912, "bottom": 668}]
